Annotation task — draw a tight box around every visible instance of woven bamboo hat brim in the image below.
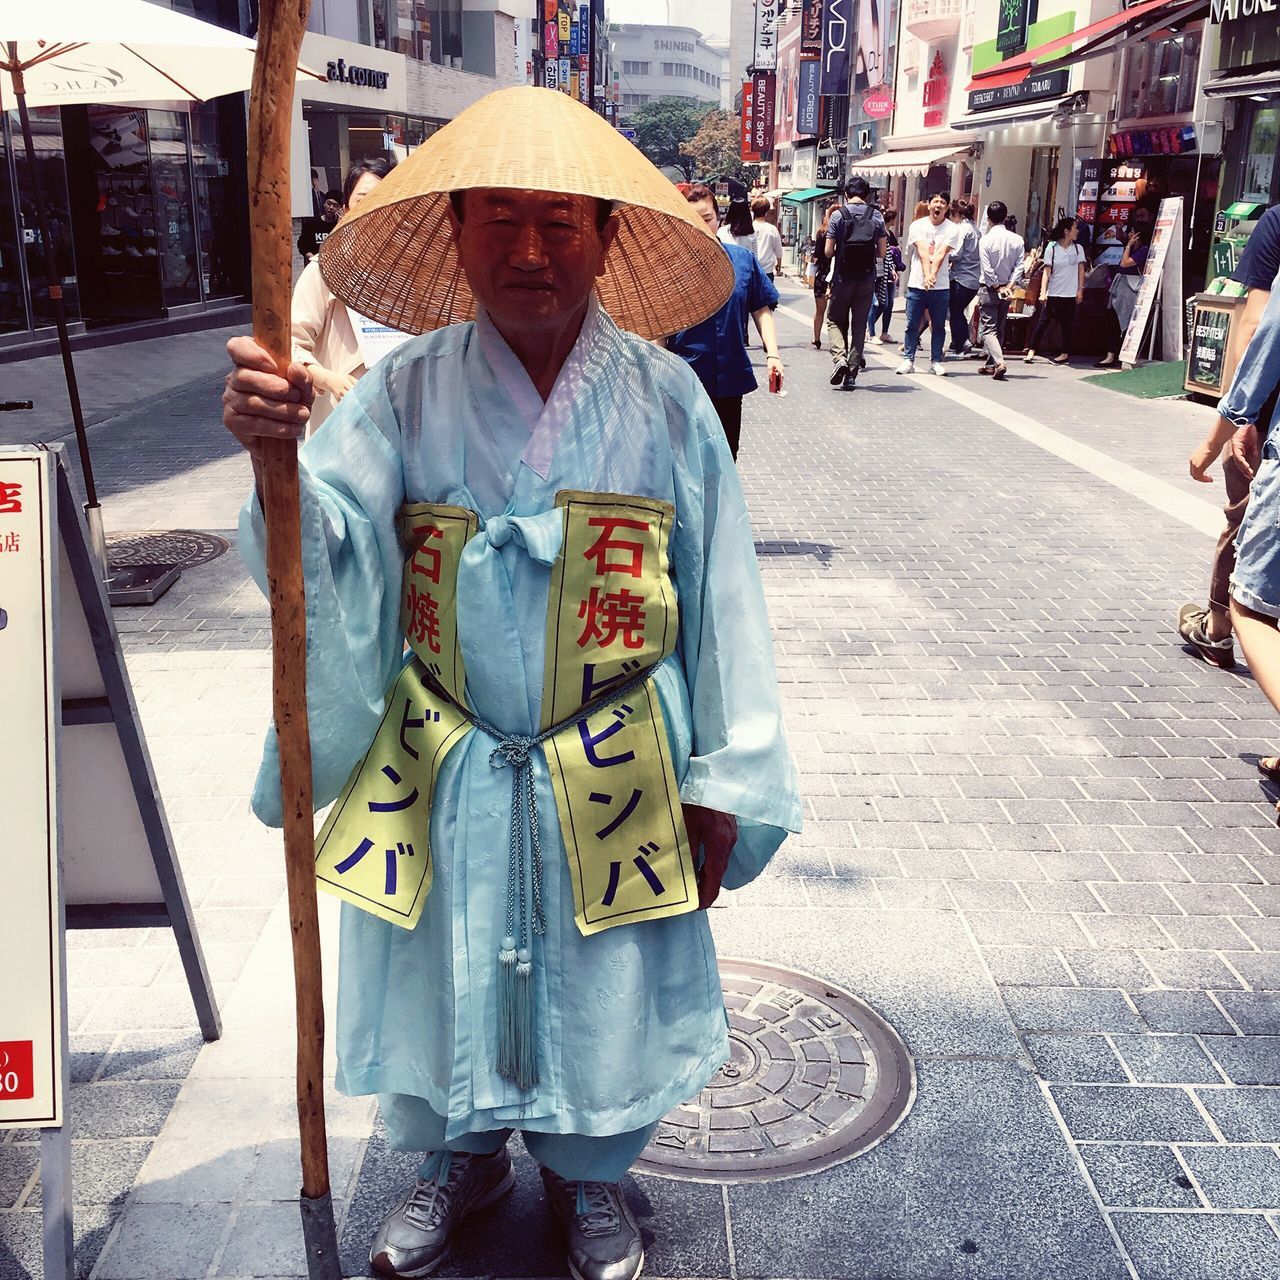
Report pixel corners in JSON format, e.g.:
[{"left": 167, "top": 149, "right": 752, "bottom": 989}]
[{"left": 318, "top": 86, "right": 734, "bottom": 340}]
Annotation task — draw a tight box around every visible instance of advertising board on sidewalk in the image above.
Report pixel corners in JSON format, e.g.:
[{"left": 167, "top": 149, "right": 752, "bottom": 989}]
[
  {"left": 0, "top": 450, "right": 63, "bottom": 1131},
  {"left": 1120, "top": 197, "right": 1185, "bottom": 367}
]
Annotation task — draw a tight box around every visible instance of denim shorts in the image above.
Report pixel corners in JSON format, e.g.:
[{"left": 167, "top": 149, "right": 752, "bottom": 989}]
[{"left": 1231, "top": 441, "right": 1280, "bottom": 619}]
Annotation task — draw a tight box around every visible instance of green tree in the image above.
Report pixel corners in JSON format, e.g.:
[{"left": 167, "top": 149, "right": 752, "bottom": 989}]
[
  {"left": 680, "top": 108, "right": 751, "bottom": 183},
  {"left": 626, "top": 96, "right": 709, "bottom": 181}
]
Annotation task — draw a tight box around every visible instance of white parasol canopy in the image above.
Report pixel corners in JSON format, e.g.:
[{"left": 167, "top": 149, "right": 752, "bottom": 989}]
[{"left": 0, "top": 0, "right": 324, "bottom": 109}]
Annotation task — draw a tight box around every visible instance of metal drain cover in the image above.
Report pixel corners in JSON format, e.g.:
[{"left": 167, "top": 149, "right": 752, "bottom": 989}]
[
  {"left": 634, "top": 960, "right": 914, "bottom": 1183},
  {"left": 106, "top": 529, "right": 229, "bottom": 569}
]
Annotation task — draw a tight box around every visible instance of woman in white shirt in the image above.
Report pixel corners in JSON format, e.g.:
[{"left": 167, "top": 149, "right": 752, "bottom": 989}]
[
  {"left": 717, "top": 198, "right": 757, "bottom": 257},
  {"left": 1024, "top": 216, "right": 1087, "bottom": 365}
]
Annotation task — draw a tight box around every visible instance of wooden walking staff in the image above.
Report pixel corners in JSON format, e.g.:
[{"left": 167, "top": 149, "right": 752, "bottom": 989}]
[{"left": 247, "top": 3, "right": 341, "bottom": 1277}]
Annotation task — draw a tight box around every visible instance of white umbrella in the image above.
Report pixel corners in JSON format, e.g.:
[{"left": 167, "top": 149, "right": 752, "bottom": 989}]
[
  {"left": 1, "top": 0, "right": 323, "bottom": 107},
  {"left": 0, "top": 1, "right": 322, "bottom": 581}
]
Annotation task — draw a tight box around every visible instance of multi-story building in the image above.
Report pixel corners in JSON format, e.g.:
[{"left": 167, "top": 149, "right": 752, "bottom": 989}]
[
  {"left": 611, "top": 23, "right": 726, "bottom": 116},
  {"left": 0, "top": 0, "right": 534, "bottom": 349}
]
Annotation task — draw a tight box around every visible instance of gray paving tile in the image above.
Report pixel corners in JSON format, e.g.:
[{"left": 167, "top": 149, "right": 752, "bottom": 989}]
[
  {"left": 1049, "top": 1085, "right": 1216, "bottom": 1142},
  {"left": 1062, "top": 950, "right": 1154, "bottom": 989},
  {"left": 1131, "top": 991, "right": 1236, "bottom": 1035},
  {"left": 1021, "top": 1034, "right": 1127, "bottom": 1084},
  {"left": 1110, "top": 1209, "right": 1280, "bottom": 1280},
  {"left": 1195, "top": 1086, "right": 1280, "bottom": 1142},
  {"left": 983, "top": 947, "right": 1075, "bottom": 986},
  {"left": 1216, "top": 992, "right": 1280, "bottom": 1035},
  {"left": 96, "top": 1202, "right": 227, "bottom": 1279},
  {"left": 1139, "top": 950, "right": 1247, "bottom": 990},
  {"left": 1203, "top": 1036, "right": 1280, "bottom": 1085},
  {"left": 1002, "top": 988, "right": 1142, "bottom": 1034},
  {"left": 1078, "top": 1143, "right": 1200, "bottom": 1208},
  {"left": 1108, "top": 1035, "right": 1223, "bottom": 1085},
  {"left": 1179, "top": 1144, "right": 1280, "bottom": 1209}
]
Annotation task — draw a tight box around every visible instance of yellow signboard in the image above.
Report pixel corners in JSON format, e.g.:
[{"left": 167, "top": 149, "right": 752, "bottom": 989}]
[{"left": 541, "top": 491, "right": 695, "bottom": 936}]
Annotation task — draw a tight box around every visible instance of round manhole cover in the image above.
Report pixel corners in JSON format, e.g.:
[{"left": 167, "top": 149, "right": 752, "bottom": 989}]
[
  {"left": 634, "top": 959, "right": 915, "bottom": 1183},
  {"left": 106, "top": 530, "right": 230, "bottom": 569}
]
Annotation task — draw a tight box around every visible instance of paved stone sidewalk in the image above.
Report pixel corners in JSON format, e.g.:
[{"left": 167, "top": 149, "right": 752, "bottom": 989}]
[{"left": 1, "top": 297, "right": 1278, "bottom": 1279}]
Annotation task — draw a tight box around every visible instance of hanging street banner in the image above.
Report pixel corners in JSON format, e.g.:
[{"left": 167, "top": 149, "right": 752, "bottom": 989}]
[
  {"left": 0, "top": 452, "right": 63, "bottom": 1129},
  {"left": 820, "top": 0, "right": 852, "bottom": 96},
  {"left": 740, "top": 79, "right": 759, "bottom": 161},
  {"left": 801, "top": 0, "right": 824, "bottom": 55},
  {"left": 798, "top": 59, "right": 821, "bottom": 134},
  {"left": 754, "top": 0, "right": 779, "bottom": 70},
  {"left": 751, "top": 70, "right": 777, "bottom": 160}
]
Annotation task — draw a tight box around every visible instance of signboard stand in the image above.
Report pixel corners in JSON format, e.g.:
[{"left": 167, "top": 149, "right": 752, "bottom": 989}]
[
  {"left": 1, "top": 445, "right": 220, "bottom": 1280},
  {"left": 1120, "top": 196, "right": 1185, "bottom": 369}
]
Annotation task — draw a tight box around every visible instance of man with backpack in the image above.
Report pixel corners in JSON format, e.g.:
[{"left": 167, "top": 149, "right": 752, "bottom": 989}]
[{"left": 825, "top": 175, "right": 888, "bottom": 390}]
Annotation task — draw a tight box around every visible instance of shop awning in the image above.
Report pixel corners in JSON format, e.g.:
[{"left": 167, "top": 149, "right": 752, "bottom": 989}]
[
  {"left": 965, "top": 0, "right": 1207, "bottom": 93},
  {"left": 1204, "top": 69, "right": 1280, "bottom": 99},
  {"left": 848, "top": 144, "right": 969, "bottom": 177},
  {"left": 953, "top": 100, "right": 1058, "bottom": 130},
  {"left": 781, "top": 187, "right": 829, "bottom": 203}
]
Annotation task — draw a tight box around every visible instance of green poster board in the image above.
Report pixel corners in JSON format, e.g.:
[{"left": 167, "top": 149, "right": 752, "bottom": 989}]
[{"left": 1212, "top": 240, "right": 1237, "bottom": 278}]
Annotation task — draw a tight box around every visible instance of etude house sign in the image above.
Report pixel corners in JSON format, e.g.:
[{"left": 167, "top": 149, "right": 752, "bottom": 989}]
[
  {"left": 923, "top": 51, "right": 949, "bottom": 128},
  {"left": 326, "top": 58, "right": 390, "bottom": 89}
]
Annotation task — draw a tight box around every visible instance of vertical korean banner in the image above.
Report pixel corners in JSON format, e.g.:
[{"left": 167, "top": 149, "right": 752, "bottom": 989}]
[
  {"left": 754, "top": 0, "right": 779, "bottom": 70},
  {"left": 740, "top": 79, "right": 759, "bottom": 161},
  {"left": 820, "top": 0, "right": 852, "bottom": 96},
  {"left": 579, "top": 3, "right": 591, "bottom": 103},
  {"left": 751, "top": 71, "right": 776, "bottom": 163},
  {"left": 0, "top": 452, "right": 63, "bottom": 1129}
]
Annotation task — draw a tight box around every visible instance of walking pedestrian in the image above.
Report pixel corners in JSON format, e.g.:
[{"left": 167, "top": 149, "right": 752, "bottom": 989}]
[
  {"left": 947, "top": 198, "right": 980, "bottom": 357},
  {"left": 810, "top": 201, "right": 836, "bottom": 348},
  {"left": 975, "top": 199, "right": 1024, "bottom": 382},
  {"left": 867, "top": 208, "right": 902, "bottom": 345},
  {"left": 1177, "top": 203, "right": 1280, "bottom": 666},
  {"left": 824, "top": 176, "right": 888, "bottom": 391},
  {"left": 291, "top": 155, "right": 397, "bottom": 434},
  {"left": 752, "top": 196, "right": 783, "bottom": 281},
  {"left": 1096, "top": 224, "right": 1151, "bottom": 367},
  {"left": 1023, "top": 216, "right": 1085, "bottom": 365},
  {"left": 671, "top": 183, "right": 783, "bottom": 458},
  {"left": 1188, "top": 271, "right": 1280, "bottom": 802},
  {"left": 897, "top": 192, "right": 961, "bottom": 376},
  {"left": 718, "top": 194, "right": 757, "bottom": 255},
  {"left": 221, "top": 87, "right": 800, "bottom": 1280}
]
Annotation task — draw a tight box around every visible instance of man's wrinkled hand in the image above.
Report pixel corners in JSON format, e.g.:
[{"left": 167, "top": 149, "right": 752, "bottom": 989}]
[
  {"left": 683, "top": 803, "right": 738, "bottom": 910},
  {"left": 1230, "top": 423, "right": 1260, "bottom": 480},
  {"left": 222, "top": 335, "right": 314, "bottom": 463}
]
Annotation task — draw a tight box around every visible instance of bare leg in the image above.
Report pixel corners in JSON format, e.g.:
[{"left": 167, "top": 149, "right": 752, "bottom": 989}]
[
  {"left": 1231, "top": 600, "right": 1280, "bottom": 712},
  {"left": 813, "top": 296, "right": 828, "bottom": 345}
]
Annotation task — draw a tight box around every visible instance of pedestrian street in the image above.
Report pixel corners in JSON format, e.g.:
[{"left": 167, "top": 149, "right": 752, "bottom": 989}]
[{"left": 0, "top": 291, "right": 1278, "bottom": 1280}]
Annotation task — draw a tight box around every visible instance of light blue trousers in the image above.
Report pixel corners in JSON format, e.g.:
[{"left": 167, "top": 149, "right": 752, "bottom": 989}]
[{"left": 380, "top": 1092, "right": 660, "bottom": 1184}]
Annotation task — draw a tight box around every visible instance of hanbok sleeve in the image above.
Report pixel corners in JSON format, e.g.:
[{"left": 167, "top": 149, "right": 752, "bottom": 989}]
[
  {"left": 1221, "top": 280, "right": 1280, "bottom": 429},
  {"left": 669, "top": 386, "right": 802, "bottom": 889},
  {"left": 290, "top": 259, "right": 328, "bottom": 367},
  {"left": 238, "top": 364, "right": 408, "bottom": 825}
]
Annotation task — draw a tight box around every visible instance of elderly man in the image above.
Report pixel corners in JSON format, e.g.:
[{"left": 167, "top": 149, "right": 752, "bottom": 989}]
[{"left": 222, "top": 88, "right": 799, "bottom": 1280}]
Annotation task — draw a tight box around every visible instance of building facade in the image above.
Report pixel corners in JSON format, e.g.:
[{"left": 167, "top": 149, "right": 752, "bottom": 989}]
[
  {"left": 0, "top": 0, "right": 533, "bottom": 348},
  {"left": 611, "top": 24, "right": 726, "bottom": 115}
]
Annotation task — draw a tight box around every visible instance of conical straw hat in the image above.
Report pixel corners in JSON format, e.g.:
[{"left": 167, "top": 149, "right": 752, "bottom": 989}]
[{"left": 318, "top": 86, "right": 734, "bottom": 340}]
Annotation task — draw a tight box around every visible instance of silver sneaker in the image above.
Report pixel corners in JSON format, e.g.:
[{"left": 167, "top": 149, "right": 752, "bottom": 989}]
[
  {"left": 370, "top": 1147, "right": 515, "bottom": 1278},
  {"left": 541, "top": 1167, "right": 644, "bottom": 1280}
]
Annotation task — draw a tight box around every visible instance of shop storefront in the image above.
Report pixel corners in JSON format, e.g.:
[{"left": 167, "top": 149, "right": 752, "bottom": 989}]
[
  {"left": 1, "top": 96, "right": 247, "bottom": 343},
  {"left": 1204, "top": 3, "right": 1280, "bottom": 277}
]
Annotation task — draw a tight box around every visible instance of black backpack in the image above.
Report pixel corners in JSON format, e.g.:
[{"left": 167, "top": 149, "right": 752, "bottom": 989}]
[{"left": 834, "top": 203, "right": 878, "bottom": 277}]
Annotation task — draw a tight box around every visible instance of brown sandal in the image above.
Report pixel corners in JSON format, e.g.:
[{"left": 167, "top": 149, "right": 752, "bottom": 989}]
[{"left": 1258, "top": 757, "right": 1280, "bottom": 782}]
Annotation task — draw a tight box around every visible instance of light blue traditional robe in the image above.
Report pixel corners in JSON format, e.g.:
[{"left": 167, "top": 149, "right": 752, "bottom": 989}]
[{"left": 240, "top": 298, "right": 802, "bottom": 1141}]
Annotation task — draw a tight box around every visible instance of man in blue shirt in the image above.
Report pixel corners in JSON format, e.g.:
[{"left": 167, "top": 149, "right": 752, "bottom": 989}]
[
  {"left": 668, "top": 183, "right": 782, "bottom": 459},
  {"left": 1178, "top": 205, "right": 1280, "bottom": 668}
]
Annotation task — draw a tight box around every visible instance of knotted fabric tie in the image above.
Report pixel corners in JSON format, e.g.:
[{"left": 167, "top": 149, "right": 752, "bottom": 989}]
[{"left": 423, "top": 661, "right": 660, "bottom": 1090}]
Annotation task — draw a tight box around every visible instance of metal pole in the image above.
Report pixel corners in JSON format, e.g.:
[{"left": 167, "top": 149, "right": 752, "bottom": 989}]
[{"left": 6, "top": 47, "right": 108, "bottom": 579}]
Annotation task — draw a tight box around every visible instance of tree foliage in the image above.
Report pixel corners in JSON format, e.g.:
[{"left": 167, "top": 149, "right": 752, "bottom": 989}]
[
  {"left": 626, "top": 96, "right": 709, "bottom": 180},
  {"left": 680, "top": 108, "right": 752, "bottom": 183}
]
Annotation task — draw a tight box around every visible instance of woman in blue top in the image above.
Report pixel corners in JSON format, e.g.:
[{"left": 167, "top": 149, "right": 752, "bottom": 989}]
[
  {"left": 668, "top": 183, "right": 782, "bottom": 460},
  {"left": 1189, "top": 270, "right": 1280, "bottom": 803}
]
